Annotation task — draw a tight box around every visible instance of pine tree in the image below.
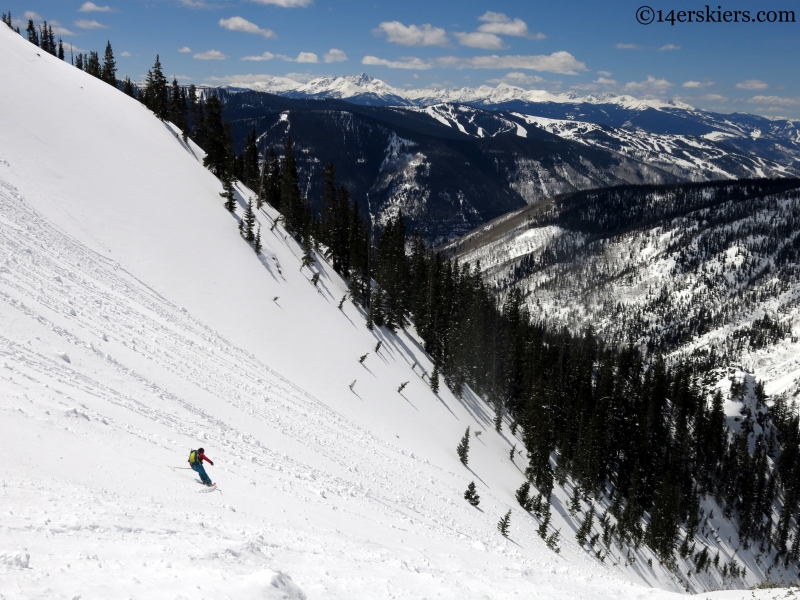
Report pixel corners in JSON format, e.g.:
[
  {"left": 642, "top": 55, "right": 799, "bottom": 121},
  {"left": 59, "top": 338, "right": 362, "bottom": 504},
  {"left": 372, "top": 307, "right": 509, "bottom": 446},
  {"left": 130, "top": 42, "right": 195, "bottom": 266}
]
[
  {"left": 254, "top": 226, "right": 262, "bottom": 255},
  {"left": 220, "top": 171, "right": 236, "bottom": 212},
  {"left": 242, "top": 198, "right": 256, "bottom": 242},
  {"left": 494, "top": 399, "right": 503, "bottom": 432},
  {"left": 241, "top": 129, "right": 259, "bottom": 190},
  {"left": 430, "top": 362, "right": 440, "bottom": 394},
  {"left": 263, "top": 148, "right": 281, "bottom": 210},
  {"left": 509, "top": 444, "right": 516, "bottom": 461},
  {"left": 515, "top": 481, "right": 532, "bottom": 510},
  {"left": 167, "top": 78, "right": 188, "bottom": 133},
  {"left": 86, "top": 51, "right": 101, "bottom": 78},
  {"left": 359, "top": 353, "right": 368, "bottom": 363},
  {"left": 101, "top": 41, "right": 116, "bottom": 86},
  {"left": 26, "top": 19, "right": 38, "bottom": 46},
  {"left": 456, "top": 426, "right": 470, "bottom": 465},
  {"left": 464, "top": 481, "right": 480, "bottom": 506},
  {"left": 143, "top": 55, "right": 169, "bottom": 119},
  {"left": 57, "top": 39, "right": 64, "bottom": 60},
  {"left": 201, "top": 95, "right": 228, "bottom": 177},
  {"left": 576, "top": 506, "right": 595, "bottom": 547},
  {"left": 398, "top": 381, "right": 409, "bottom": 393},
  {"left": 497, "top": 510, "right": 511, "bottom": 537},
  {"left": 122, "top": 77, "right": 135, "bottom": 97}
]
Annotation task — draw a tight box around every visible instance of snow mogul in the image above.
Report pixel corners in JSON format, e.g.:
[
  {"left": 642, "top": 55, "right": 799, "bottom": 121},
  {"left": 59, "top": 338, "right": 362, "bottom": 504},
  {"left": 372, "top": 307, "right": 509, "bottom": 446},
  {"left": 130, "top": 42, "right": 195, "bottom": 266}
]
[{"left": 188, "top": 447, "right": 215, "bottom": 486}]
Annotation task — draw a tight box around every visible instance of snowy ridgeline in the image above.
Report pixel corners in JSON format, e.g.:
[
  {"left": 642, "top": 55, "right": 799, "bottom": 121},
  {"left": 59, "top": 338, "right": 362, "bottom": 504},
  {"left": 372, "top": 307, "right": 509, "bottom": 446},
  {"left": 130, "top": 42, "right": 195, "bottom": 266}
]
[
  {"left": 448, "top": 181, "right": 800, "bottom": 401},
  {"left": 0, "top": 25, "right": 795, "bottom": 600}
]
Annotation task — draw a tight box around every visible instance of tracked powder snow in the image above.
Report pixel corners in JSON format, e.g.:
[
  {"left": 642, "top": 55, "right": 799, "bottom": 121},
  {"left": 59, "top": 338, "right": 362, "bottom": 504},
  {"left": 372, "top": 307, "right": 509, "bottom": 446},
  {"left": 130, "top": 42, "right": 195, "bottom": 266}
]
[{"left": 0, "top": 26, "right": 794, "bottom": 600}]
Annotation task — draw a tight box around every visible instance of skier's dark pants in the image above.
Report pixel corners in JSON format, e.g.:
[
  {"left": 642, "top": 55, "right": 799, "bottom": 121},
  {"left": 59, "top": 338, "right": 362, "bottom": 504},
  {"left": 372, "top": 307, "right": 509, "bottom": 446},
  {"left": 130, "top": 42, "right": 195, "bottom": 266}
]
[{"left": 192, "top": 462, "right": 212, "bottom": 485}]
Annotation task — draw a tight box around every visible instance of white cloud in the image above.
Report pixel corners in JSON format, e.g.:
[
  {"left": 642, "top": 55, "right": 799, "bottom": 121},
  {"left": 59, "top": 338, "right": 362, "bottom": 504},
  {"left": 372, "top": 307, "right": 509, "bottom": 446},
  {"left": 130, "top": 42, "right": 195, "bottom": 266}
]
[
  {"left": 242, "top": 52, "right": 275, "bottom": 61},
  {"left": 682, "top": 80, "right": 714, "bottom": 88},
  {"left": 736, "top": 79, "right": 768, "bottom": 90},
  {"left": 452, "top": 52, "right": 587, "bottom": 74},
  {"left": 178, "top": 46, "right": 192, "bottom": 53},
  {"left": 597, "top": 70, "right": 612, "bottom": 77},
  {"left": 623, "top": 75, "right": 673, "bottom": 95},
  {"left": 594, "top": 77, "right": 617, "bottom": 85},
  {"left": 699, "top": 94, "right": 727, "bottom": 102},
  {"left": 362, "top": 55, "right": 433, "bottom": 70},
  {"left": 283, "top": 72, "right": 317, "bottom": 82},
  {"left": 79, "top": 2, "right": 113, "bottom": 12},
  {"left": 361, "top": 51, "right": 585, "bottom": 74},
  {"left": 75, "top": 19, "right": 108, "bottom": 29},
  {"left": 323, "top": 48, "right": 347, "bottom": 63},
  {"left": 277, "top": 52, "right": 318, "bottom": 63},
  {"left": 219, "top": 16, "right": 275, "bottom": 38},
  {"left": 373, "top": 21, "right": 448, "bottom": 46},
  {"left": 249, "top": 0, "right": 313, "bottom": 6},
  {"left": 486, "top": 71, "right": 545, "bottom": 85},
  {"left": 748, "top": 95, "right": 799, "bottom": 106},
  {"left": 23, "top": 11, "right": 42, "bottom": 20},
  {"left": 659, "top": 44, "right": 680, "bottom": 51},
  {"left": 194, "top": 49, "right": 226, "bottom": 60},
  {"left": 477, "top": 11, "right": 543, "bottom": 39},
  {"left": 179, "top": 0, "right": 214, "bottom": 6},
  {"left": 616, "top": 43, "right": 639, "bottom": 49},
  {"left": 455, "top": 32, "right": 505, "bottom": 50},
  {"left": 120, "top": 51, "right": 131, "bottom": 57}
]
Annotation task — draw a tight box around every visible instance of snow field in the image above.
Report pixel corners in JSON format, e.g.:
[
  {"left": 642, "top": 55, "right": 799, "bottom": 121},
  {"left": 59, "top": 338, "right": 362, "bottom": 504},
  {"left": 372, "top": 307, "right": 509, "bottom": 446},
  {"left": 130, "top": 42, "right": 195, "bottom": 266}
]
[{"left": 0, "top": 25, "right": 792, "bottom": 599}]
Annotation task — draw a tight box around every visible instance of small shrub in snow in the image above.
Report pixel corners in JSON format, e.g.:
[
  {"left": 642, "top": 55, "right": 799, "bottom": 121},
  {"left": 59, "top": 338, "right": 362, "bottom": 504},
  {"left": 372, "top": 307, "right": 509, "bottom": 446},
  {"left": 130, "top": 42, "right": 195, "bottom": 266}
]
[{"left": 464, "top": 481, "right": 480, "bottom": 506}]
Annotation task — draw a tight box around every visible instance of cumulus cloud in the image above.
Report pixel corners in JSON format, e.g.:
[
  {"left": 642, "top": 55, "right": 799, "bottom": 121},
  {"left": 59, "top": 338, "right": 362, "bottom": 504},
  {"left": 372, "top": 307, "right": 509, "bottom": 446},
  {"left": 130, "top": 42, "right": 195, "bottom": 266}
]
[
  {"left": 455, "top": 32, "right": 505, "bottom": 49},
  {"left": 120, "top": 51, "right": 131, "bottom": 57},
  {"left": 23, "top": 10, "right": 42, "bottom": 20},
  {"left": 250, "top": 0, "right": 313, "bottom": 6},
  {"left": 219, "top": 16, "right": 275, "bottom": 38},
  {"left": 454, "top": 52, "right": 587, "bottom": 74},
  {"left": 477, "top": 11, "right": 543, "bottom": 39},
  {"left": 736, "top": 79, "right": 768, "bottom": 90},
  {"left": 323, "top": 48, "right": 347, "bottom": 63},
  {"left": 682, "top": 80, "right": 714, "bottom": 88},
  {"left": 597, "top": 70, "right": 612, "bottom": 77},
  {"left": 616, "top": 43, "right": 639, "bottom": 49},
  {"left": 79, "top": 2, "right": 113, "bottom": 12},
  {"left": 194, "top": 49, "right": 226, "bottom": 60},
  {"left": 486, "top": 71, "right": 545, "bottom": 85},
  {"left": 594, "top": 77, "right": 617, "bottom": 85},
  {"left": 373, "top": 21, "right": 448, "bottom": 46},
  {"left": 659, "top": 44, "right": 680, "bottom": 51},
  {"left": 242, "top": 52, "right": 275, "bottom": 61},
  {"left": 362, "top": 55, "right": 433, "bottom": 70},
  {"left": 361, "top": 51, "right": 585, "bottom": 74},
  {"left": 699, "top": 94, "right": 727, "bottom": 102},
  {"left": 278, "top": 52, "right": 318, "bottom": 63},
  {"left": 623, "top": 75, "right": 673, "bottom": 95},
  {"left": 178, "top": 46, "right": 192, "bottom": 53},
  {"left": 75, "top": 19, "right": 108, "bottom": 29},
  {"left": 748, "top": 95, "right": 799, "bottom": 106}
]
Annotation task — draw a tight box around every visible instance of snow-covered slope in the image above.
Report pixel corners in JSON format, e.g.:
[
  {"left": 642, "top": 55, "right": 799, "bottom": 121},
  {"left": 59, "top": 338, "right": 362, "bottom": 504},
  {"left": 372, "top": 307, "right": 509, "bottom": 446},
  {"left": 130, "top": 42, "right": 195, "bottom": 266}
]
[{"left": 1, "top": 28, "right": 794, "bottom": 599}]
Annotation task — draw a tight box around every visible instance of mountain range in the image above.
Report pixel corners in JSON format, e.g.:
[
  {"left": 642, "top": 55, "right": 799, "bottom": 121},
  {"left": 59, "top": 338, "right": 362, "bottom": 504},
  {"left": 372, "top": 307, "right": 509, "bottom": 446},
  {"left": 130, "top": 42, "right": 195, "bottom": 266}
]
[{"left": 216, "top": 76, "right": 800, "bottom": 243}]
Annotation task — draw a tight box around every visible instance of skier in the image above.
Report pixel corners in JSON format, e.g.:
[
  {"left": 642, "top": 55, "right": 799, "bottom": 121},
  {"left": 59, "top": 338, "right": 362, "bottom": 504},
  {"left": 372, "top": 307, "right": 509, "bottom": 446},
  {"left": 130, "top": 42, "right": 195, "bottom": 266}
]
[{"left": 188, "top": 447, "right": 214, "bottom": 486}]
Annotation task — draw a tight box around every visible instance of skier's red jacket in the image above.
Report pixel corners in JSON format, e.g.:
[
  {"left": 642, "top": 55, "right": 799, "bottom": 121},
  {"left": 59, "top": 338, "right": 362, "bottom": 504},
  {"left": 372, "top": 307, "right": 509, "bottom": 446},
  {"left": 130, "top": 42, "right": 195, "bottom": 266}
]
[{"left": 198, "top": 452, "right": 213, "bottom": 466}]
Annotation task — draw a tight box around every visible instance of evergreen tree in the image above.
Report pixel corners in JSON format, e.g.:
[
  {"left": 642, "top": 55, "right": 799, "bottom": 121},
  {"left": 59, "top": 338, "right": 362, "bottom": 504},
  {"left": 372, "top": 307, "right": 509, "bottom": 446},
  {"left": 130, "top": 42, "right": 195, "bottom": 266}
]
[
  {"left": 201, "top": 95, "right": 228, "bottom": 177},
  {"left": 280, "top": 137, "right": 303, "bottom": 235},
  {"left": 122, "top": 76, "right": 135, "bottom": 98},
  {"left": 75, "top": 52, "right": 84, "bottom": 70},
  {"left": 242, "top": 198, "right": 256, "bottom": 242},
  {"left": 497, "top": 510, "right": 511, "bottom": 537},
  {"left": 241, "top": 129, "right": 260, "bottom": 191},
  {"left": 168, "top": 77, "right": 188, "bottom": 133},
  {"left": 57, "top": 39, "right": 64, "bottom": 60},
  {"left": 430, "top": 362, "right": 440, "bottom": 394},
  {"left": 143, "top": 55, "right": 169, "bottom": 119},
  {"left": 254, "top": 226, "right": 262, "bottom": 255},
  {"left": 456, "top": 426, "right": 470, "bottom": 465},
  {"left": 464, "top": 481, "right": 480, "bottom": 506},
  {"left": 576, "top": 507, "right": 595, "bottom": 547},
  {"left": 220, "top": 171, "right": 236, "bottom": 212},
  {"left": 515, "top": 481, "right": 532, "bottom": 510},
  {"left": 86, "top": 51, "right": 101, "bottom": 78},
  {"left": 263, "top": 148, "right": 282, "bottom": 210},
  {"left": 100, "top": 41, "right": 116, "bottom": 85},
  {"left": 26, "top": 19, "right": 38, "bottom": 46}
]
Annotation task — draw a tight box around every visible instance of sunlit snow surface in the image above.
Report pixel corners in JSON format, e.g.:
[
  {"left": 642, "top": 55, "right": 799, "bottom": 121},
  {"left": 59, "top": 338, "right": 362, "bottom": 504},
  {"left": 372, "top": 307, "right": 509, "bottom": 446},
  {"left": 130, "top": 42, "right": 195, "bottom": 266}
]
[{"left": 0, "top": 27, "right": 794, "bottom": 599}]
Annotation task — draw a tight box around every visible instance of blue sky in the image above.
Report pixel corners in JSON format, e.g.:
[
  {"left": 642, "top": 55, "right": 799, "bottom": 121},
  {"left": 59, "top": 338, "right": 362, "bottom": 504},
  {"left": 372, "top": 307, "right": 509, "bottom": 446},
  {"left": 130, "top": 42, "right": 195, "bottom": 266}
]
[{"left": 8, "top": 0, "right": 800, "bottom": 118}]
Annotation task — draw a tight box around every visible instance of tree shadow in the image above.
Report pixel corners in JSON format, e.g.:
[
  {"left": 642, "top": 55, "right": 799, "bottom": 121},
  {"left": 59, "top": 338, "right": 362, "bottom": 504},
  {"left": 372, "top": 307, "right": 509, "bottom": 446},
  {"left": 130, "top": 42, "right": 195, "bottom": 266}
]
[
  {"left": 465, "top": 464, "right": 488, "bottom": 488},
  {"left": 398, "top": 392, "right": 418, "bottom": 410}
]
